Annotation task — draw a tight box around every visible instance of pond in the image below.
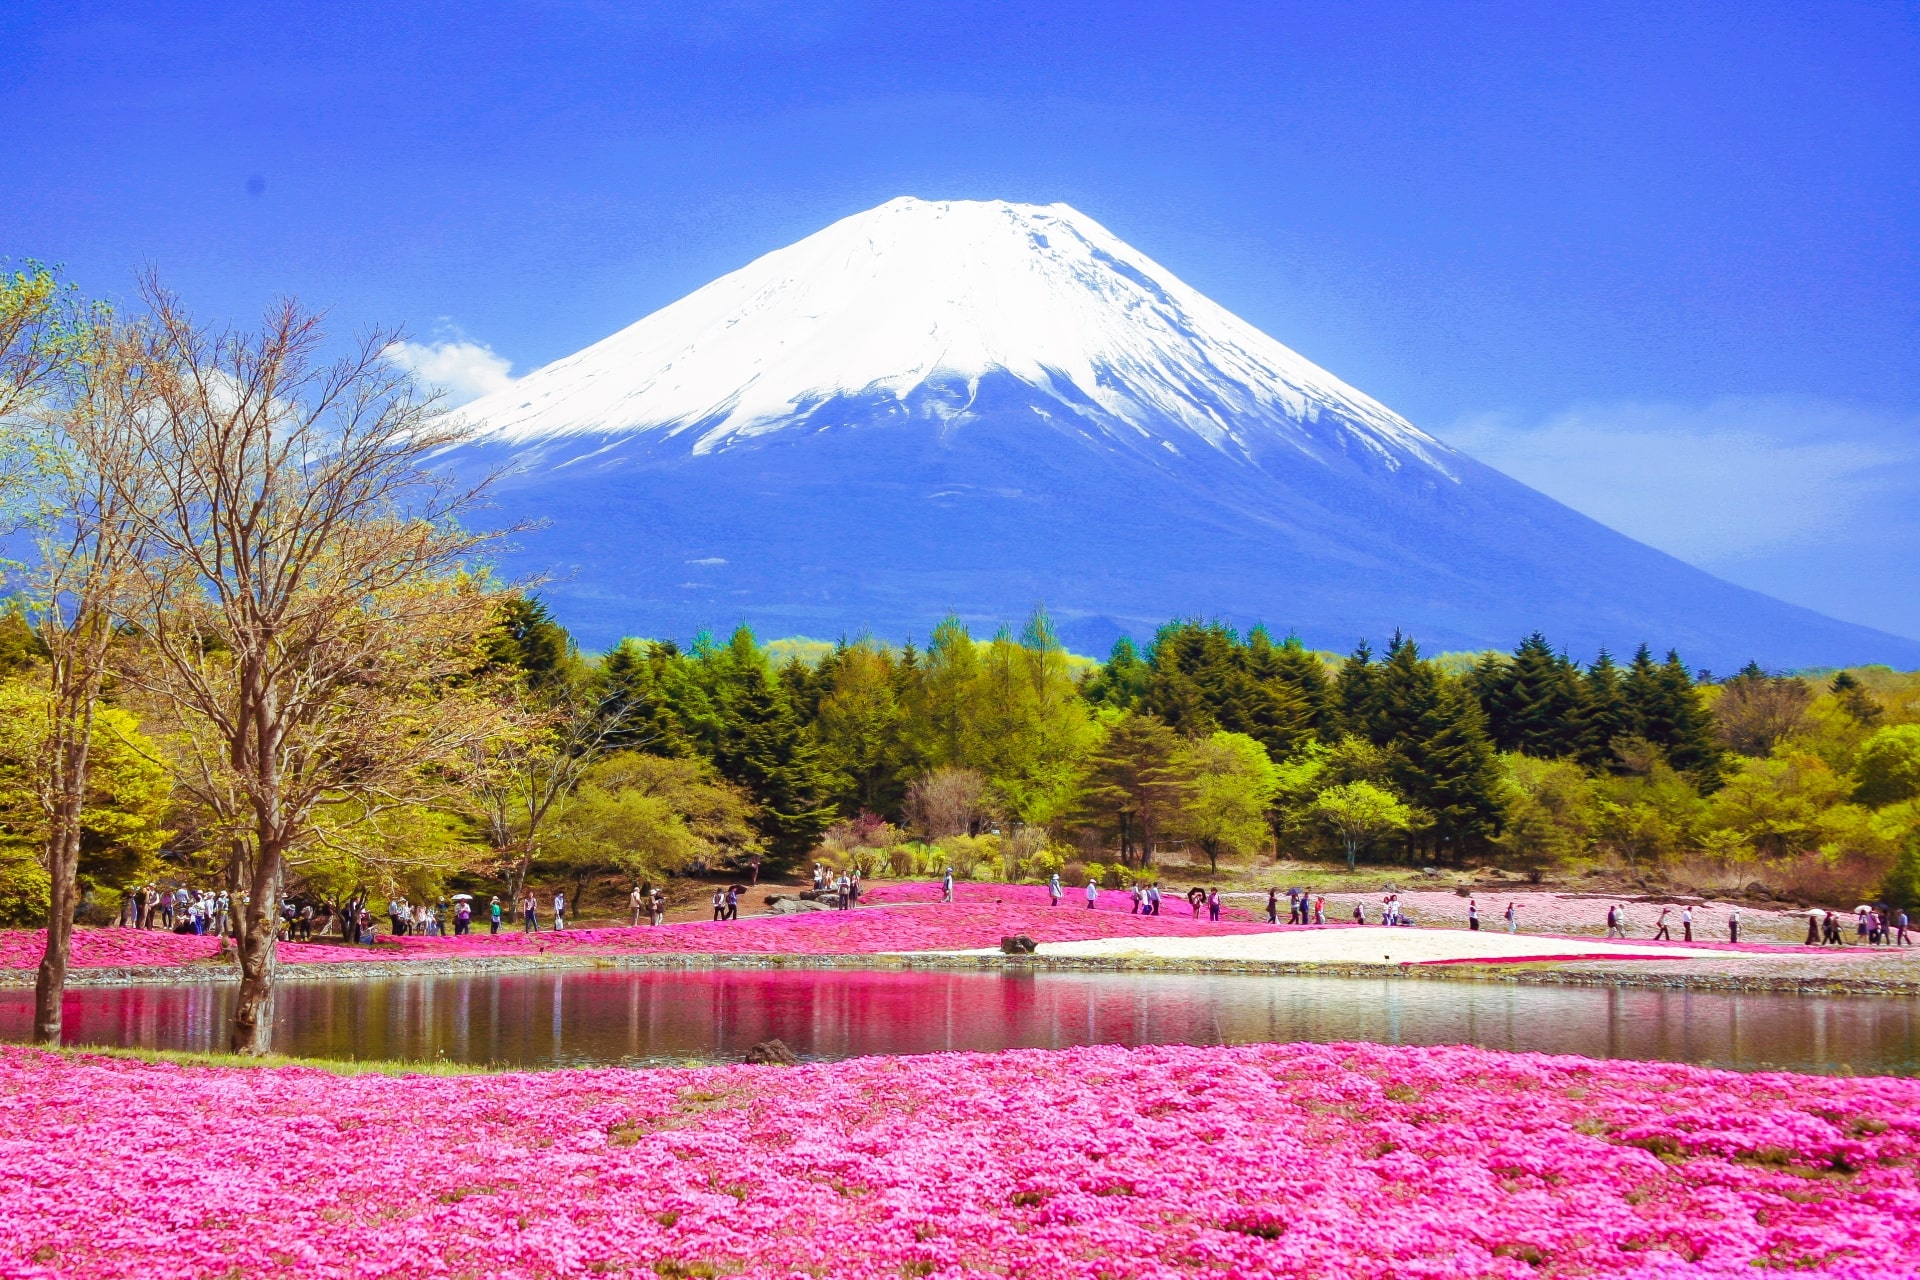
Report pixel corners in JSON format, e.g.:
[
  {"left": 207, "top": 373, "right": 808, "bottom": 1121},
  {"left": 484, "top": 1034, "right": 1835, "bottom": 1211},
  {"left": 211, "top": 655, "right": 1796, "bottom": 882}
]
[{"left": 6, "top": 968, "right": 1919, "bottom": 1075}]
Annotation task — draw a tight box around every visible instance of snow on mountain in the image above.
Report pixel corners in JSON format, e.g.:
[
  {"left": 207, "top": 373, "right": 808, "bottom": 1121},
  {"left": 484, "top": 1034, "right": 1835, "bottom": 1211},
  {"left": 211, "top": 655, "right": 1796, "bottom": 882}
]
[
  {"left": 446, "top": 197, "right": 1920, "bottom": 670},
  {"left": 461, "top": 197, "right": 1449, "bottom": 473}
]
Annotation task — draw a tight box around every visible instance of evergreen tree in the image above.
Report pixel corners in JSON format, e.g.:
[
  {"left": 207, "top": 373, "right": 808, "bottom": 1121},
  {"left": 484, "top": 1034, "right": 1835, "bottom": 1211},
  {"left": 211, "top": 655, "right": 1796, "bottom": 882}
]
[
  {"left": 1401, "top": 685, "right": 1505, "bottom": 856},
  {"left": 1830, "top": 671, "right": 1883, "bottom": 726},
  {"left": 1069, "top": 713, "right": 1182, "bottom": 866},
  {"left": 1271, "top": 633, "right": 1336, "bottom": 736},
  {"left": 1143, "top": 620, "right": 1242, "bottom": 737},
  {"left": 1334, "top": 639, "right": 1383, "bottom": 743},
  {"left": 1575, "top": 648, "right": 1634, "bottom": 770},
  {"left": 1481, "top": 632, "right": 1583, "bottom": 757},
  {"left": 1238, "top": 627, "right": 1318, "bottom": 758},
  {"left": 1653, "top": 650, "right": 1723, "bottom": 786},
  {"left": 483, "top": 594, "right": 572, "bottom": 687},
  {"left": 1083, "top": 635, "right": 1151, "bottom": 712},
  {"left": 597, "top": 637, "right": 704, "bottom": 757},
  {"left": 700, "top": 626, "right": 840, "bottom": 866}
]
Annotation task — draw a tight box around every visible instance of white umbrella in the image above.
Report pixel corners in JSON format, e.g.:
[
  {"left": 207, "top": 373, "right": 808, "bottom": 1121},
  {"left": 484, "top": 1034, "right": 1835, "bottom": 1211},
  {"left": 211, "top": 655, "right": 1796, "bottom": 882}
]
[
  {"left": 1855, "top": 905, "right": 1875, "bottom": 913},
  {"left": 450, "top": 893, "right": 474, "bottom": 901}
]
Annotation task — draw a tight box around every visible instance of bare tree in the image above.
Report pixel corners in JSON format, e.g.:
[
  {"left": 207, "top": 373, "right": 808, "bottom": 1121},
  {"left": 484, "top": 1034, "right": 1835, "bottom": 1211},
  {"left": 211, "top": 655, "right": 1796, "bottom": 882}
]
[
  {"left": 1713, "top": 665, "right": 1814, "bottom": 757},
  {"left": 905, "top": 765, "right": 994, "bottom": 840},
  {"left": 466, "top": 672, "right": 635, "bottom": 901},
  {"left": 21, "top": 312, "right": 152, "bottom": 1043},
  {"left": 107, "top": 278, "right": 501, "bottom": 1054}
]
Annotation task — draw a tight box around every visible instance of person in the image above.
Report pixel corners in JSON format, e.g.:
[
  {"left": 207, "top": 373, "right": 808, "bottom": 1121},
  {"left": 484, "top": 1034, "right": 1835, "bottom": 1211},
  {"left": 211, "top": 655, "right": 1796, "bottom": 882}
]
[
  {"left": 489, "top": 896, "right": 503, "bottom": 935},
  {"left": 1313, "top": 895, "right": 1326, "bottom": 926},
  {"left": 941, "top": 867, "right": 954, "bottom": 904},
  {"left": 1130, "top": 885, "right": 1143, "bottom": 915},
  {"left": 1467, "top": 899, "right": 1479, "bottom": 932},
  {"left": 1187, "top": 887, "right": 1205, "bottom": 918},
  {"left": 1147, "top": 884, "right": 1161, "bottom": 916},
  {"left": 813, "top": 864, "right": 826, "bottom": 893},
  {"left": 1728, "top": 905, "right": 1740, "bottom": 944},
  {"left": 1805, "top": 907, "right": 1823, "bottom": 947},
  {"left": 1681, "top": 905, "right": 1693, "bottom": 942},
  {"left": 1084, "top": 878, "right": 1098, "bottom": 909},
  {"left": 1352, "top": 902, "right": 1365, "bottom": 925},
  {"left": 522, "top": 892, "right": 538, "bottom": 933},
  {"left": 1857, "top": 906, "right": 1871, "bottom": 944},
  {"left": 1824, "top": 910, "right": 1842, "bottom": 946},
  {"left": 836, "top": 871, "right": 852, "bottom": 912},
  {"left": 712, "top": 887, "right": 725, "bottom": 921},
  {"left": 1266, "top": 888, "right": 1279, "bottom": 924},
  {"left": 1207, "top": 888, "right": 1221, "bottom": 922},
  {"left": 553, "top": 890, "right": 568, "bottom": 930},
  {"left": 748, "top": 855, "right": 762, "bottom": 886},
  {"left": 1504, "top": 902, "right": 1517, "bottom": 934},
  {"left": 1049, "top": 873, "right": 1062, "bottom": 907},
  {"left": 630, "top": 885, "right": 647, "bottom": 928},
  {"left": 454, "top": 899, "right": 471, "bottom": 936},
  {"left": 1605, "top": 905, "right": 1624, "bottom": 939},
  {"left": 727, "top": 885, "right": 741, "bottom": 920},
  {"left": 299, "top": 902, "right": 315, "bottom": 941},
  {"left": 650, "top": 887, "right": 665, "bottom": 926},
  {"left": 1897, "top": 908, "right": 1912, "bottom": 947},
  {"left": 1654, "top": 907, "right": 1672, "bottom": 941}
]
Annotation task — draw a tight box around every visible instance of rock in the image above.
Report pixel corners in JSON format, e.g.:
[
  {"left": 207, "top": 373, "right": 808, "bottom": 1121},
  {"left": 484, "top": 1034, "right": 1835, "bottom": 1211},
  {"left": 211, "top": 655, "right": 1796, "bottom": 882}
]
[
  {"left": 1000, "top": 935, "right": 1038, "bottom": 955},
  {"left": 745, "top": 1038, "right": 798, "bottom": 1066},
  {"left": 768, "top": 897, "right": 831, "bottom": 915},
  {"left": 1420, "top": 866, "right": 1440, "bottom": 877}
]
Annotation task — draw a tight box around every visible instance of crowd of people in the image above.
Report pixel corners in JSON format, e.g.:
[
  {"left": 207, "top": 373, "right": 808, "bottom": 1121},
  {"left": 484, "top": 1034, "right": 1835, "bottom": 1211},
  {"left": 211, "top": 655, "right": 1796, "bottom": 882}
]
[{"left": 103, "top": 874, "right": 1920, "bottom": 951}]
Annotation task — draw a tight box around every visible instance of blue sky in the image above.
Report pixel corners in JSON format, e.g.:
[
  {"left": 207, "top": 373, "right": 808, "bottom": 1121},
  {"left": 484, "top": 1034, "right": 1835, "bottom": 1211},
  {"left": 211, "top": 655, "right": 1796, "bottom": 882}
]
[{"left": 4, "top": 0, "right": 1916, "bottom": 639}]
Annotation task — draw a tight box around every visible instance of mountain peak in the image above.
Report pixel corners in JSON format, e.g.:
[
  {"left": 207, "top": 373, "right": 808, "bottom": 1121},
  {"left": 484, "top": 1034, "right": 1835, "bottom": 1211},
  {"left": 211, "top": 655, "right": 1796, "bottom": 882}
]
[{"left": 460, "top": 195, "right": 1451, "bottom": 472}]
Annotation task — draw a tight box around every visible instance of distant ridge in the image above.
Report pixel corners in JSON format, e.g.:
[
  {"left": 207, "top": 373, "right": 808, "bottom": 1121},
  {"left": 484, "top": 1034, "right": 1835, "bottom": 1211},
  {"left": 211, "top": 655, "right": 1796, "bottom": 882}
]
[{"left": 443, "top": 197, "right": 1920, "bottom": 670}]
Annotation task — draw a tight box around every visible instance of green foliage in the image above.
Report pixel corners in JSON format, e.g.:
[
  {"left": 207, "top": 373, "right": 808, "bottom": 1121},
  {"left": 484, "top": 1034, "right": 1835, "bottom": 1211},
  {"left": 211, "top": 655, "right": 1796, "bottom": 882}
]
[
  {"left": 1164, "top": 731, "right": 1281, "bottom": 873},
  {"left": 1311, "top": 781, "right": 1413, "bottom": 870},
  {"left": 547, "top": 752, "right": 758, "bottom": 883},
  {"left": 0, "top": 677, "right": 171, "bottom": 921},
  {"left": 1853, "top": 724, "right": 1920, "bottom": 808},
  {"left": 1883, "top": 839, "right": 1920, "bottom": 909},
  {"left": 1069, "top": 713, "right": 1181, "bottom": 867}
]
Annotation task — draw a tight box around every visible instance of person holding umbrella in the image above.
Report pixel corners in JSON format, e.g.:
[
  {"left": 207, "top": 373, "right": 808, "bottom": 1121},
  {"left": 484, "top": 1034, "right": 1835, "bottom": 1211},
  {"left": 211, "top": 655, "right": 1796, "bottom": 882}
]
[{"left": 452, "top": 895, "right": 473, "bottom": 935}]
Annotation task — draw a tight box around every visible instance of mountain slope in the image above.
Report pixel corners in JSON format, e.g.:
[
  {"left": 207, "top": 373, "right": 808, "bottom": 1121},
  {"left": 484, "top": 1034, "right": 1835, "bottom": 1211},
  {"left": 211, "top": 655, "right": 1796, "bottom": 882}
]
[{"left": 447, "top": 197, "right": 1920, "bottom": 669}]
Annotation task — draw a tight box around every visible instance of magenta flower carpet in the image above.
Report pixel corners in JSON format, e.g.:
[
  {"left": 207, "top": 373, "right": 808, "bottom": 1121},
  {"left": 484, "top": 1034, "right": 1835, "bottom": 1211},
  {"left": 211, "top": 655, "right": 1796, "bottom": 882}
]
[{"left": 4, "top": 1040, "right": 1916, "bottom": 1278}]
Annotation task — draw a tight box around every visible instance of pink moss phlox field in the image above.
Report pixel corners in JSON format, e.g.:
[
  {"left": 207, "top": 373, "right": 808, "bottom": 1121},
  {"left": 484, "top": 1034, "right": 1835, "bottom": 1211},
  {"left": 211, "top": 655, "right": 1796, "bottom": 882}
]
[
  {"left": 4, "top": 1041, "right": 1918, "bottom": 1279},
  {"left": 0, "top": 890, "right": 1832, "bottom": 971}
]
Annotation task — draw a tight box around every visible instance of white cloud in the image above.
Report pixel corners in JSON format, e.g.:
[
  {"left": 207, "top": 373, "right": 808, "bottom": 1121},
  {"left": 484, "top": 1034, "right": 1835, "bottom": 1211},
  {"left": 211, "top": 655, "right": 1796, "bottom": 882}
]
[
  {"left": 386, "top": 337, "right": 514, "bottom": 407},
  {"left": 1443, "top": 395, "right": 1916, "bottom": 562}
]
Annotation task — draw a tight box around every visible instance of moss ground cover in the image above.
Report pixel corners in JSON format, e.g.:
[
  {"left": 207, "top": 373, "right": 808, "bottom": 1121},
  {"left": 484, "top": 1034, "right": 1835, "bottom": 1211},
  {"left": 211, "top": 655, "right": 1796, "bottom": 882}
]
[{"left": 4, "top": 1040, "right": 1917, "bottom": 1278}]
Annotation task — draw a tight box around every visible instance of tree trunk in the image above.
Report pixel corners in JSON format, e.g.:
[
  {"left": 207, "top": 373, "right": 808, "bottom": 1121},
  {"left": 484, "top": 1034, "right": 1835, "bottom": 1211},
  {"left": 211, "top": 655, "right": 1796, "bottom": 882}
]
[
  {"left": 228, "top": 840, "right": 285, "bottom": 1055},
  {"left": 33, "top": 688, "right": 95, "bottom": 1045},
  {"left": 32, "top": 818, "right": 79, "bottom": 1044}
]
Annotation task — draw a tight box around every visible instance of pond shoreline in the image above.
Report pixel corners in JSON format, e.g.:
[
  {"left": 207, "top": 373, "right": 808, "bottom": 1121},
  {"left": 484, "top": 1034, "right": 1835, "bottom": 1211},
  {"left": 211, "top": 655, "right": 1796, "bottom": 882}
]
[{"left": 8, "top": 949, "right": 1918, "bottom": 998}]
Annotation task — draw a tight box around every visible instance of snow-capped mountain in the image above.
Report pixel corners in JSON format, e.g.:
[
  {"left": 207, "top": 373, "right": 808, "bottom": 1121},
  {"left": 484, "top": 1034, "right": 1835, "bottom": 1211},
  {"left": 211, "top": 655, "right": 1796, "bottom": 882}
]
[{"left": 448, "top": 197, "right": 1920, "bottom": 669}]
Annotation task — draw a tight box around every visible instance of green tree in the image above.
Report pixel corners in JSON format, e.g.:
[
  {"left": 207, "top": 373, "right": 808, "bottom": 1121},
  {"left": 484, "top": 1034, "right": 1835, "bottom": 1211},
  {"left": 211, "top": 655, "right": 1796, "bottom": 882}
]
[
  {"left": 1478, "top": 633, "right": 1583, "bottom": 758},
  {"left": 0, "top": 678, "right": 171, "bottom": 925},
  {"left": 814, "top": 640, "right": 910, "bottom": 814},
  {"left": 1575, "top": 648, "right": 1635, "bottom": 770},
  {"left": 1069, "top": 713, "right": 1181, "bottom": 866},
  {"left": 1853, "top": 724, "right": 1920, "bottom": 808},
  {"left": 1164, "top": 731, "right": 1281, "bottom": 874},
  {"left": 699, "top": 627, "right": 839, "bottom": 868},
  {"left": 546, "top": 752, "right": 758, "bottom": 890},
  {"left": 1882, "top": 838, "right": 1920, "bottom": 909},
  {"left": 1083, "top": 635, "right": 1151, "bottom": 712},
  {"left": 1830, "top": 671, "right": 1883, "bottom": 726},
  {"left": 1496, "top": 755, "right": 1593, "bottom": 879},
  {"left": 1312, "top": 780, "right": 1413, "bottom": 870},
  {"left": 965, "top": 611, "right": 1097, "bottom": 825}
]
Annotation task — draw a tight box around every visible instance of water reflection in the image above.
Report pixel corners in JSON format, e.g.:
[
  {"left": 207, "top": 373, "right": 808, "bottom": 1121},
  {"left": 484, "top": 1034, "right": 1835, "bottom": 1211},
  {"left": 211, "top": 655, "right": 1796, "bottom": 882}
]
[{"left": 4, "top": 969, "right": 1917, "bottom": 1075}]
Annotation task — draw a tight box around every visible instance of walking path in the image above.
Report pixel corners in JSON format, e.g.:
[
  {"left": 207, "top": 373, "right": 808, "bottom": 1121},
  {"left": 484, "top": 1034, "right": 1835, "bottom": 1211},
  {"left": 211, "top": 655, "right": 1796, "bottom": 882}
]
[{"left": 936, "top": 926, "right": 1738, "bottom": 966}]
